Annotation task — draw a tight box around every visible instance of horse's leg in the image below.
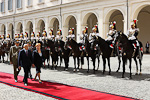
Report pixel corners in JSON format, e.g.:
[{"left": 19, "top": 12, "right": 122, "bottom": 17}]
[
  {"left": 122, "top": 57, "right": 126, "bottom": 78},
  {"left": 107, "top": 57, "right": 111, "bottom": 75},
  {"left": 77, "top": 57, "right": 80, "bottom": 72},
  {"left": 86, "top": 57, "right": 89, "bottom": 73},
  {"left": 116, "top": 56, "right": 121, "bottom": 72},
  {"left": 133, "top": 57, "right": 138, "bottom": 75},
  {"left": 129, "top": 58, "right": 132, "bottom": 79},
  {"left": 96, "top": 56, "right": 100, "bottom": 71},
  {"left": 81, "top": 57, "right": 84, "bottom": 69},
  {"left": 60, "top": 56, "right": 62, "bottom": 67},
  {"left": 102, "top": 56, "right": 106, "bottom": 74},
  {"left": 92, "top": 58, "right": 96, "bottom": 74},
  {"left": 73, "top": 57, "right": 76, "bottom": 72},
  {"left": 139, "top": 59, "right": 142, "bottom": 75}
]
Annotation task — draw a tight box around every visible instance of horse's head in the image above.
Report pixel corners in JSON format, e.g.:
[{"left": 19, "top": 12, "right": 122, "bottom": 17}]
[
  {"left": 93, "top": 36, "right": 99, "bottom": 47},
  {"left": 116, "top": 31, "right": 128, "bottom": 44}
]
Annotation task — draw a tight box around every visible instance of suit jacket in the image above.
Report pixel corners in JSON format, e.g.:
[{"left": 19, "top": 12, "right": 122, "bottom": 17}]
[
  {"left": 32, "top": 50, "right": 44, "bottom": 67},
  {"left": 9, "top": 46, "right": 22, "bottom": 65},
  {"left": 18, "top": 49, "right": 32, "bottom": 68}
]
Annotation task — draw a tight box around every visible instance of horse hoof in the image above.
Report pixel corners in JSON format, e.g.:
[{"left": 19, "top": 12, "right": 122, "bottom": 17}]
[
  {"left": 73, "top": 69, "right": 76, "bottom": 72},
  {"left": 139, "top": 72, "right": 142, "bottom": 75},
  {"left": 135, "top": 73, "right": 138, "bottom": 75},
  {"left": 87, "top": 71, "right": 89, "bottom": 73},
  {"left": 65, "top": 68, "right": 68, "bottom": 71},
  {"left": 116, "top": 70, "right": 119, "bottom": 72},
  {"left": 108, "top": 73, "right": 111, "bottom": 75},
  {"left": 77, "top": 69, "right": 79, "bottom": 72},
  {"left": 122, "top": 76, "right": 124, "bottom": 78}
]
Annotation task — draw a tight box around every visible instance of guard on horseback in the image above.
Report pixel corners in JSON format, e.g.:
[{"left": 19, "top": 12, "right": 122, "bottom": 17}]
[
  {"left": 55, "top": 29, "right": 63, "bottom": 41},
  {"left": 126, "top": 20, "right": 142, "bottom": 56},
  {"left": 66, "top": 28, "right": 75, "bottom": 40},
  {"left": 23, "top": 32, "right": 28, "bottom": 44},
  {"left": 79, "top": 27, "right": 88, "bottom": 51},
  {"left": 89, "top": 25, "right": 99, "bottom": 50},
  {"left": 105, "top": 21, "right": 117, "bottom": 49},
  {"left": 48, "top": 29, "right": 55, "bottom": 41},
  {"left": 37, "top": 32, "right": 43, "bottom": 48},
  {"left": 6, "top": 34, "right": 11, "bottom": 41},
  {"left": 31, "top": 32, "right": 36, "bottom": 45}
]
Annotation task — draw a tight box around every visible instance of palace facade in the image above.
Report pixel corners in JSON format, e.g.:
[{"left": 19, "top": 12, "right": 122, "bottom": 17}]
[{"left": 0, "top": 0, "right": 150, "bottom": 45}]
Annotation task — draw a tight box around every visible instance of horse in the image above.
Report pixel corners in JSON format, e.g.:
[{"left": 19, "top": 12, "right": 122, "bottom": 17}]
[
  {"left": 84, "top": 36, "right": 100, "bottom": 73},
  {"left": 65, "top": 38, "right": 82, "bottom": 72},
  {"left": 47, "top": 40, "right": 58, "bottom": 69},
  {"left": 55, "top": 40, "right": 71, "bottom": 70},
  {"left": 116, "top": 32, "right": 143, "bottom": 78},
  {"left": 0, "top": 42, "right": 6, "bottom": 63},
  {"left": 93, "top": 36, "right": 112, "bottom": 75}
]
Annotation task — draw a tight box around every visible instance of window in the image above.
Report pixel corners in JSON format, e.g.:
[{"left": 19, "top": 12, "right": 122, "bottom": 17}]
[
  {"left": 1, "top": 0, "right": 5, "bottom": 12},
  {"left": 39, "top": 0, "right": 42, "bottom": 3},
  {"left": 8, "top": 0, "right": 12, "bottom": 10},
  {"left": 27, "top": 0, "right": 32, "bottom": 6},
  {"left": 17, "top": 0, "right": 22, "bottom": 8}
]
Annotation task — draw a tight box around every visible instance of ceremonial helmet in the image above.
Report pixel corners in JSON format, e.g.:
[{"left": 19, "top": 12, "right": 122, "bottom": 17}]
[
  {"left": 7, "top": 34, "right": 10, "bottom": 38},
  {"left": 24, "top": 32, "right": 28, "bottom": 37},
  {"left": 49, "top": 29, "right": 53, "bottom": 35},
  {"left": 20, "top": 33, "right": 23, "bottom": 38},
  {"left": 31, "top": 32, "right": 35, "bottom": 37},
  {"left": 69, "top": 28, "right": 74, "bottom": 34},
  {"left": 109, "top": 21, "right": 116, "bottom": 30},
  {"left": 57, "top": 29, "right": 62, "bottom": 35},
  {"left": 42, "top": 30, "right": 47, "bottom": 36},
  {"left": 94, "top": 24, "right": 99, "bottom": 33},
  {"left": 37, "top": 31, "right": 40, "bottom": 37},
  {"left": 131, "top": 19, "right": 137, "bottom": 28}
]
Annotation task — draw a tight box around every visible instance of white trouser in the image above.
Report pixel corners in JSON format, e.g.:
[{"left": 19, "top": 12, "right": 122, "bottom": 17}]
[
  {"left": 106, "top": 36, "right": 113, "bottom": 41},
  {"left": 128, "top": 35, "right": 136, "bottom": 40}
]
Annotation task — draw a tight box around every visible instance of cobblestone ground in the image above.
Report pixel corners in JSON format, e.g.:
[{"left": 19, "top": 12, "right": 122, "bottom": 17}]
[{"left": 0, "top": 54, "right": 150, "bottom": 100}]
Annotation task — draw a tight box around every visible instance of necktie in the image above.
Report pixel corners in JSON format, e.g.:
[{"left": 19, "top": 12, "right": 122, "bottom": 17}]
[{"left": 26, "top": 50, "right": 28, "bottom": 56}]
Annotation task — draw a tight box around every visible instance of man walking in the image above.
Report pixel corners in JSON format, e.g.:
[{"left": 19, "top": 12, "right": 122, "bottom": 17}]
[
  {"left": 18, "top": 44, "right": 33, "bottom": 86},
  {"left": 9, "top": 40, "right": 22, "bottom": 82}
]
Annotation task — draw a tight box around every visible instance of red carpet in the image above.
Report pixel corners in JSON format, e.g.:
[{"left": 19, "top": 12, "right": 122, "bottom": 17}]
[{"left": 0, "top": 72, "right": 138, "bottom": 100}]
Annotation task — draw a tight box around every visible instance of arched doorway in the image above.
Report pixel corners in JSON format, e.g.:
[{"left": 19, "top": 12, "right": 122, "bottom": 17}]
[
  {"left": 86, "top": 13, "right": 98, "bottom": 36},
  {"left": 68, "top": 16, "right": 77, "bottom": 40},
  {"left": 64, "top": 15, "right": 77, "bottom": 40},
  {"left": 39, "top": 20, "right": 45, "bottom": 37},
  {"left": 104, "top": 9, "right": 124, "bottom": 38},
  {"left": 1, "top": 24, "right": 6, "bottom": 39},
  {"left": 49, "top": 18, "right": 59, "bottom": 36},
  {"left": 16, "top": 22, "right": 23, "bottom": 34},
  {"left": 8, "top": 23, "right": 14, "bottom": 39},
  {"left": 137, "top": 5, "right": 150, "bottom": 48},
  {"left": 109, "top": 10, "right": 124, "bottom": 32},
  {"left": 26, "top": 21, "right": 33, "bottom": 39}
]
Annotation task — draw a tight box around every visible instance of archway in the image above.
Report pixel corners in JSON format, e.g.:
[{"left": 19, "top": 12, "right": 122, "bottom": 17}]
[
  {"left": 37, "top": 19, "right": 45, "bottom": 37},
  {"left": 1, "top": 24, "right": 6, "bottom": 39},
  {"left": 137, "top": 5, "right": 150, "bottom": 48},
  {"left": 86, "top": 13, "right": 98, "bottom": 36},
  {"left": 64, "top": 15, "right": 77, "bottom": 40},
  {"left": 26, "top": 21, "right": 33, "bottom": 39},
  {"left": 104, "top": 9, "right": 124, "bottom": 38},
  {"left": 8, "top": 23, "right": 14, "bottom": 39},
  {"left": 49, "top": 18, "right": 59, "bottom": 36},
  {"left": 68, "top": 16, "right": 77, "bottom": 40},
  {"left": 16, "top": 22, "right": 23, "bottom": 34}
]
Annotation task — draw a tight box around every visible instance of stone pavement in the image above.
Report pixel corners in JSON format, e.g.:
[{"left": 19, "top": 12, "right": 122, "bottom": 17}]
[{"left": 0, "top": 54, "right": 150, "bottom": 100}]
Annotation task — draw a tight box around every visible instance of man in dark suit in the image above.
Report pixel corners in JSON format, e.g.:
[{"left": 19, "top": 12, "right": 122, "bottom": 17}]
[
  {"left": 146, "top": 41, "right": 149, "bottom": 53},
  {"left": 18, "top": 44, "right": 33, "bottom": 86}
]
